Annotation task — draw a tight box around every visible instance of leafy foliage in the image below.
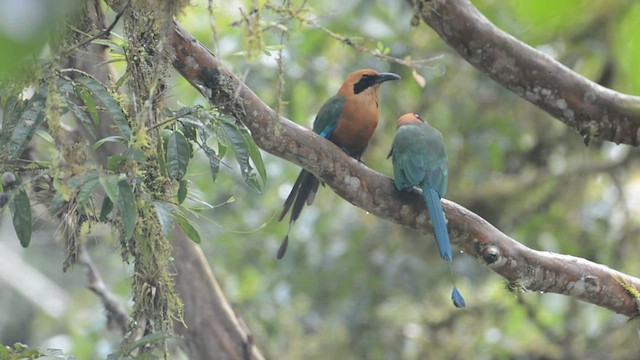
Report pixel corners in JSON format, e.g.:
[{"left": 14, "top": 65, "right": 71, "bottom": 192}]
[
  {"left": 5, "top": 89, "right": 47, "bottom": 160},
  {"left": 9, "top": 189, "right": 31, "bottom": 248},
  {"left": 166, "top": 106, "right": 267, "bottom": 192},
  {"left": 0, "top": 343, "right": 73, "bottom": 360},
  {"left": 1, "top": 0, "right": 639, "bottom": 359}
]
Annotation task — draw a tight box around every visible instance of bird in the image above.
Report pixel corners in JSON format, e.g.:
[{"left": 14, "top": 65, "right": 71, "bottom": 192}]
[
  {"left": 387, "top": 113, "right": 465, "bottom": 308},
  {"left": 277, "top": 69, "right": 401, "bottom": 259}
]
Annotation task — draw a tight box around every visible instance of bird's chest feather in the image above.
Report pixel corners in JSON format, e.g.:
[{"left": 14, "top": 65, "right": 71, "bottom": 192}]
[{"left": 330, "top": 94, "right": 379, "bottom": 153}]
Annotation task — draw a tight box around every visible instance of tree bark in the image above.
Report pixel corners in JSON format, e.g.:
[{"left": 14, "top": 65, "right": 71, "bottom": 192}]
[
  {"left": 171, "top": 21, "right": 640, "bottom": 317},
  {"left": 409, "top": 0, "right": 640, "bottom": 146},
  {"left": 173, "top": 228, "right": 265, "bottom": 360}
]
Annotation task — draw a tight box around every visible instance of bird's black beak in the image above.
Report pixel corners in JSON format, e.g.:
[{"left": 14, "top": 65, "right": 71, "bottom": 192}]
[{"left": 374, "top": 72, "right": 401, "bottom": 84}]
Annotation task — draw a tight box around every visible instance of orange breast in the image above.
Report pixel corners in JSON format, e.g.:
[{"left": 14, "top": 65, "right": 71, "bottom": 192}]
[{"left": 329, "top": 92, "right": 379, "bottom": 157}]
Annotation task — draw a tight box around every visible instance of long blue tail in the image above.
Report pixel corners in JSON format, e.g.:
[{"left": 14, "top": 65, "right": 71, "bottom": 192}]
[
  {"left": 423, "top": 187, "right": 452, "bottom": 262},
  {"left": 423, "top": 187, "right": 466, "bottom": 308}
]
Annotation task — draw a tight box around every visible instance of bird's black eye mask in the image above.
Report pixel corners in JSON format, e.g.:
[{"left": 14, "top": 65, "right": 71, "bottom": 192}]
[{"left": 353, "top": 74, "right": 377, "bottom": 94}]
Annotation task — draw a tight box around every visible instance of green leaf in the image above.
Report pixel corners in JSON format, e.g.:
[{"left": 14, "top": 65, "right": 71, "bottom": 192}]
[
  {"left": 56, "top": 77, "right": 98, "bottom": 138},
  {"left": 179, "top": 120, "right": 198, "bottom": 141},
  {"left": 239, "top": 126, "right": 266, "bottom": 189},
  {"left": 75, "top": 76, "right": 132, "bottom": 140},
  {"left": 218, "top": 140, "right": 227, "bottom": 159},
  {"left": 68, "top": 169, "right": 100, "bottom": 189},
  {"left": 156, "top": 134, "right": 167, "bottom": 176},
  {"left": 175, "top": 213, "right": 201, "bottom": 243},
  {"left": 123, "top": 332, "right": 176, "bottom": 356},
  {"left": 10, "top": 189, "right": 32, "bottom": 248},
  {"left": 107, "top": 155, "right": 126, "bottom": 171},
  {"left": 153, "top": 200, "right": 174, "bottom": 236},
  {"left": 0, "top": 97, "right": 19, "bottom": 154},
  {"left": 2, "top": 94, "right": 24, "bottom": 129},
  {"left": 217, "top": 118, "right": 262, "bottom": 192},
  {"left": 93, "top": 135, "right": 126, "bottom": 150},
  {"left": 100, "top": 196, "right": 113, "bottom": 221},
  {"left": 117, "top": 179, "right": 137, "bottom": 241},
  {"left": 165, "top": 131, "right": 190, "bottom": 180},
  {"left": 123, "top": 147, "right": 148, "bottom": 163},
  {"left": 202, "top": 143, "right": 221, "bottom": 183},
  {"left": 193, "top": 121, "right": 222, "bottom": 183},
  {"left": 92, "top": 38, "right": 125, "bottom": 55},
  {"left": 177, "top": 179, "right": 188, "bottom": 204},
  {"left": 65, "top": 99, "right": 97, "bottom": 138},
  {"left": 8, "top": 88, "right": 47, "bottom": 160},
  {"left": 35, "top": 129, "right": 54, "bottom": 143},
  {"left": 99, "top": 174, "right": 119, "bottom": 203},
  {"left": 49, "top": 192, "right": 65, "bottom": 216},
  {"left": 77, "top": 177, "right": 100, "bottom": 207},
  {"left": 76, "top": 85, "right": 100, "bottom": 126}
]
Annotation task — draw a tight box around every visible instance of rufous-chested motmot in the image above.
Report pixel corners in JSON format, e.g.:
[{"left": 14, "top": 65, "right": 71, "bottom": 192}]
[
  {"left": 388, "top": 113, "right": 465, "bottom": 308},
  {"left": 278, "top": 69, "right": 401, "bottom": 258}
]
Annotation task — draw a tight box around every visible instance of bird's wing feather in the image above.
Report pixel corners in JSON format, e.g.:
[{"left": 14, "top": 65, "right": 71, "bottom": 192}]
[{"left": 312, "top": 95, "right": 346, "bottom": 138}]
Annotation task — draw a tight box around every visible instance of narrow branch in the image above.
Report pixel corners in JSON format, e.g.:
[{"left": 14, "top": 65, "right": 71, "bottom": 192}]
[
  {"left": 77, "top": 243, "right": 130, "bottom": 333},
  {"left": 64, "top": 0, "right": 130, "bottom": 54},
  {"left": 171, "top": 21, "right": 640, "bottom": 317},
  {"left": 409, "top": 0, "right": 640, "bottom": 146},
  {"left": 263, "top": 2, "right": 441, "bottom": 68}
]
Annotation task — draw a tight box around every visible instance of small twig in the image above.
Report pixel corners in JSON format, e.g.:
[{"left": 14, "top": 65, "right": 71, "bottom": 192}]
[
  {"left": 65, "top": 0, "right": 131, "bottom": 54},
  {"left": 261, "top": 2, "right": 442, "bottom": 69},
  {"left": 206, "top": 0, "right": 220, "bottom": 56},
  {"left": 274, "top": 18, "right": 288, "bottom": 115},
  {"left": 77, "top": 242, "right": 130, "bottom": 333}
]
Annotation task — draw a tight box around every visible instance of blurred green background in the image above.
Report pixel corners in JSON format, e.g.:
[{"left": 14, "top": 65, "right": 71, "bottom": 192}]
[{"left": 1, "top": 0, "right": 640, "bottom": 358}]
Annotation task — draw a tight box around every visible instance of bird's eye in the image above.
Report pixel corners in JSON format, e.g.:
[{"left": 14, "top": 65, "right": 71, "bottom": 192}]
[{"left": 361, "top": 74, "right": 371, "bottom": 79}]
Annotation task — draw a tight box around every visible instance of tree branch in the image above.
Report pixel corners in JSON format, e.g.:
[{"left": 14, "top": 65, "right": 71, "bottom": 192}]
[
  {"left": 172, "top": 227, "right": 265, "bottom": 360},
  {"left": 171, "top": 21, "right": 640, "bottom": 317},
  {"left": 409, "top": 0, "right": 640, "bottom": 146},
  {"left": 77, "top": 243, "right": 130, "bottom": 333}
]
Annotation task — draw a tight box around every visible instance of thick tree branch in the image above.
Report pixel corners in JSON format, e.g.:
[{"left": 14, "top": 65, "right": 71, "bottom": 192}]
[
  {"left": 171, "top": 21, "right": 640, "bottom": 317},
  {"left": 172, "top": 227, "right": 265, "bottom": 360},
  {"left": 410, "top": 0, "right": 640, "bottom": 146}
]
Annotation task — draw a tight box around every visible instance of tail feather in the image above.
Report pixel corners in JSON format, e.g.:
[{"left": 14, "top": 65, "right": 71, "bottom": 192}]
[
  {"left": 423, "top": 187, "right": 467, "bottom": 308},
  {"left": 451, "top": 286, "right": 466, "bottom": 308},
  {"left": 277, "top": 169, "right": 320, "bottom": 259},
  {"left": 279, "top": 170, "right": 306, "bottom": 221},
  {"left": 423, "top": 187, "right": 452, "bottom": 261},
  {"left": 306, "top": 178, "right": 320, "bottom": 205},
  {"left": 290, "top": 171, "right": 320, "bottom": 223}
]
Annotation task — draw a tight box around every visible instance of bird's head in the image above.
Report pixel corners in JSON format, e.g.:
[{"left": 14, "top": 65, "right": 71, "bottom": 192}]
[
  {"left": 396, "top": 113, "right": 425, "bottom": 128},
  {"left": 339, "top": 69, "right": 401, "bottom": 97}
]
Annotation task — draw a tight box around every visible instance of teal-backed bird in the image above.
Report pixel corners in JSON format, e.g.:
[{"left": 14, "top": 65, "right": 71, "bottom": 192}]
[
  {"left": 388, "top": 113, "right": 465, "bottom": 308},
  {"left": 278, "top": 69, "right": 401, "bottom": 259}
]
